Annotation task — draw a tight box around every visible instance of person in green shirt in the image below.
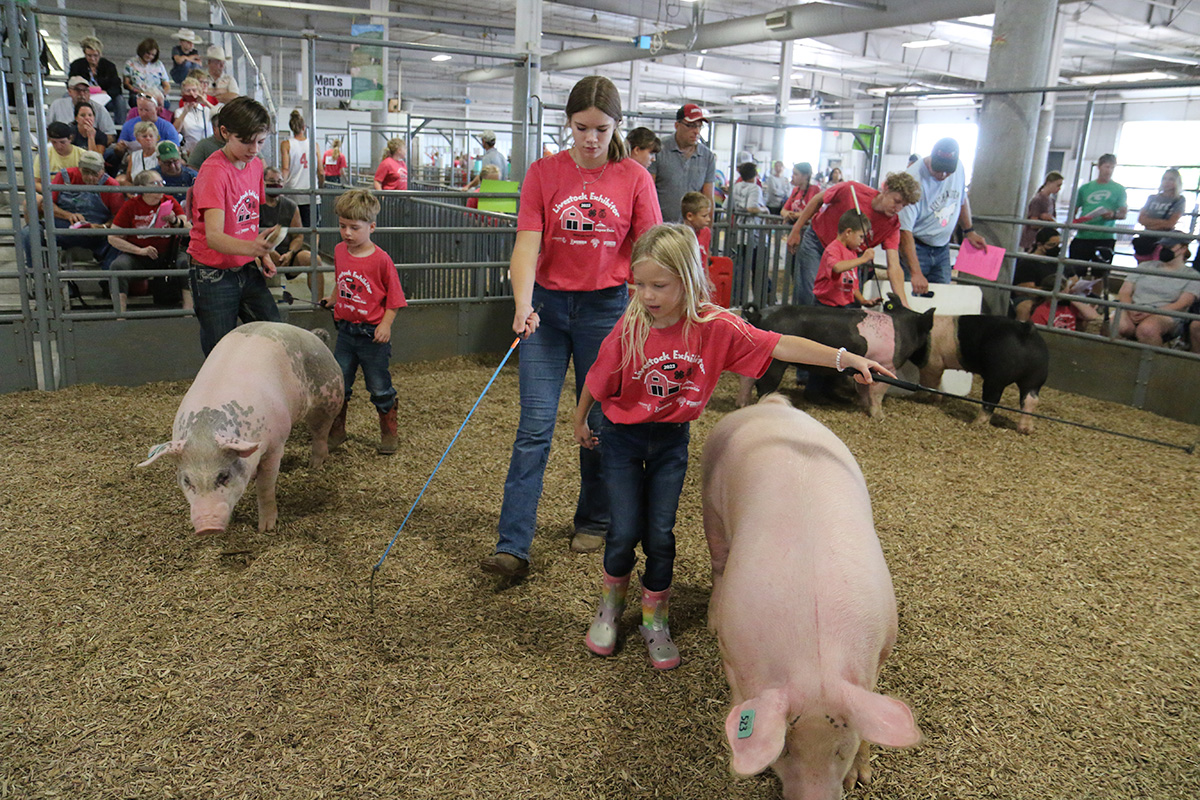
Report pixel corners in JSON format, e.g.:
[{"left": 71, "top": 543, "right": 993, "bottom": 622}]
[{"left": 1068, "top": 153, "right": 1127, "bottom": 277}]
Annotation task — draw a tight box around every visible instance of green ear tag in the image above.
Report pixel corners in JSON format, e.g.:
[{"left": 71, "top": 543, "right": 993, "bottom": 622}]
[{"left": 737, "top": 709, "right": 755, "bottom": 739}]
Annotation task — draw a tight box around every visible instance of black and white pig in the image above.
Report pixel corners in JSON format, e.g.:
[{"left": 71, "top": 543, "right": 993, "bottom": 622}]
[
  {"left": 739, "top": 296, "right": 934, "bottom": 417},
  {"left": 911, "top": 314, "right": 1049, "bottom": 434}
]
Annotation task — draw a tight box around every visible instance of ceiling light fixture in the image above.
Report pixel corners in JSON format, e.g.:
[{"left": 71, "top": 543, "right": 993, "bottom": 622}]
[
  {"left": 901, "top": 38, "right": 949, "bottom": 49},
  {"left": 431, "top": 54, "right": 452, "bottom": 62}
]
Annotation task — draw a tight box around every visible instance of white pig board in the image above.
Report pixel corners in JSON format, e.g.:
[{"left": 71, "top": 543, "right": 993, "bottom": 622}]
[{"left": 862, "top": 278, "right": 981, "bottom": 397}]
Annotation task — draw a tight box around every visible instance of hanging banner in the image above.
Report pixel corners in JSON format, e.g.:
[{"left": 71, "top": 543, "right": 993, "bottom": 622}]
[{"left": 349, "top": 23, "right": 385, "bottom": 110}]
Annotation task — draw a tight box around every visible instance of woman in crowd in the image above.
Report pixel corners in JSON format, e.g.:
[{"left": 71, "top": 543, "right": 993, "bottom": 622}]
[
  {"left": 1020, "top": 171, "right": 1063, "bottom": 251},
  {"left": 373, "top": 138, "right": 408, "bottom": 191},
  {"left": 281, "top": 110, "right": 317, "bottom": 228},
  {"left": 479, "top": 75, "right": 662, "bottom": 579},
  {"left": 69, "top": 102, "right": 110, "bottom": 155},
  {"left": 1133, "top": 168, "right": 1186, "bottom": 261},
  {"left": 173, "top": 76, "right": 216, "bottom": 155},
  {"left": 68, "top": 36, "right": 124, "bottom": 118},
  {"left": 123, "top": 38, "right": 171, "bottom": 110}
]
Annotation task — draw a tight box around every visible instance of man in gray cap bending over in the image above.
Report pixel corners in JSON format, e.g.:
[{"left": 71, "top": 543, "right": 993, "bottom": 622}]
[
  {"left": 898, "top": 137, "right": 989, "bottom": 295},
  {"left": 650, "top": 103, "right": 715, "bottom": 222}
]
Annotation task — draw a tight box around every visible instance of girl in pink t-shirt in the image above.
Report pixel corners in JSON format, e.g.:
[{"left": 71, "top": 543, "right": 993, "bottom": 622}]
[
  {"left": 373, "top": 138, "right": 408, "bottom": 191},
  {"left": 572, "top": 223, "right": 890, "bottom": 669},
  {"left": 480, "top": 76, "right": 663, "bottom": 582},
  {"left": 187, "top": 96, "right": 281, "bottom": 355}
]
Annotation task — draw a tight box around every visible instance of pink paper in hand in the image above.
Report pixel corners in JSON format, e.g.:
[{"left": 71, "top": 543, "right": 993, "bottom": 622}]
[{"left": 954, "top": 240, "right": 1006, "bottom": 281}]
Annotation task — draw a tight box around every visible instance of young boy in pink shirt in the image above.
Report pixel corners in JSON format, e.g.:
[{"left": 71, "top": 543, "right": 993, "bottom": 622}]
[
  {"left": 322, "top": 189, "right": 407, "bottom": 455},
  {"left": 681, "top": 191, "right": 713, "bottom": 264},
  {"left": 813, "top": 210, "right": 882, "bottom": 309}
]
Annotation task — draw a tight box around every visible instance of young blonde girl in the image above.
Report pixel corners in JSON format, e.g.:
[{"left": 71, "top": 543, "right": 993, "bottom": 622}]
[{"left": 573, "top": 223, "right": 891, "bottom": 670}]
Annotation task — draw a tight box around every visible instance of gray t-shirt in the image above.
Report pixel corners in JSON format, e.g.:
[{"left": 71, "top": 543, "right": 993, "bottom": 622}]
[
  {"left": 187, "top": 135, "right": 224, "bottom": 170},
  {"left": 899, "top": 159, "right": 966, "bottom": 248},
  {"left": 1126, "top": 262, "right": 1200, "bottom": 308},
  {"left": 480, "top": 147, "right": 506, "bottom": 180},
  {"left": 650, "top": 135, "right": 715, "bottom": 223}
]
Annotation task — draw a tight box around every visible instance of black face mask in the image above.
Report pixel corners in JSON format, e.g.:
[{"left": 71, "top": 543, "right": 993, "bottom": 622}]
[{"left": 1043, "top": 244, "right": 1060, "bottom": 257}]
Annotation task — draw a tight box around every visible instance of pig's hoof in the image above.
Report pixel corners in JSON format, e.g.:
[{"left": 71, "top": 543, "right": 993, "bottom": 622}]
[
  {"left": 844, "top": 742, "right": 873, "bottom": 790},
  {"left": 971, "top": 412, "right": 991, "bottom": 426}
]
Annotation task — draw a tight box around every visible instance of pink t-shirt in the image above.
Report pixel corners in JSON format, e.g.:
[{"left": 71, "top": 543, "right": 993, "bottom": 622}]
[
  {"left": 586, "top": 308, "right": 782, "bottom": 424},
  {"left": 813, "top": 238, "right": 861, "bottom": 307},
  {"left": 188, "top": 151, "right": 264, "bottom": 269},
  {"left": 1032, "top": 301, "right": 1080, "bottom": 331},
  {"left": 323, "top": 149, "right": 347, "bottom": 178},
  {"left": 374, "top": 156, "right": 408, "bottom": 190},
  {"left": 332, "top": 242, "right": 407, "bottom": 325},
  {"left": 517, "top": 151, "right": 662, "bottom": 292},
  {"left": 811, "top": 182, "right": 901, "bottom": 252}
]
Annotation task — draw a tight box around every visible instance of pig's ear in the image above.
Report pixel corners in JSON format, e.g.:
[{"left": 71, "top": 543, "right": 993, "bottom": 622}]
[
  {"left": 137, "top": 440, "right": 184, "bottom": 467},
  {"left": 725, "top": 688, "right": 789, "bottom": 776},
  {"left": 215, "top": 436, "right": 261, "bottom": 458},
  {"left": 843, "top": 684, "right": 923, "bottom": 749}
]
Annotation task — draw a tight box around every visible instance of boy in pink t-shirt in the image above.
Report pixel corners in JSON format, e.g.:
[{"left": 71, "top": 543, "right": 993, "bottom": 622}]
[
  {"left": 322, "top": 189, "right": 407, "bottom": 455},
  {"left": 813, "top": 210, "right": 882, "bottom": 309},
  {"left": 186, "top": 96, "right": 280, "bottom": 355},
  {"left": 681, "top": 191, "right": 713, "bottom": 264}
]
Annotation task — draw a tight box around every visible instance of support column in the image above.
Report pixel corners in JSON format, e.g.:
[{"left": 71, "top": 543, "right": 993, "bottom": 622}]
[
  {"left": 628, "top": 21, "right": 643, "bottom": 114},
  {"left": 370, "top": 0, "right": 389, "bottom": 168},
  {"left": 1029, "top": 9, "right": 1066, "bottom": 197},
  {"left": 968, "top": 0, "right": 1059, "bottom": 314},
  {"left": 511, "top": 0, "right": 541, "bottom": 182},
  {"left": 771, "top": 41, "right": 794, "bottom": 163}
]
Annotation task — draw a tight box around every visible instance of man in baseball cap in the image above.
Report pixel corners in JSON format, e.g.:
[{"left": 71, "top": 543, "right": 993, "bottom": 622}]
[
  {"left": 898, "top": 136, "right": 988, "bottom": 293},
  {"left": 47, "top": 74, "right": 117, "bottom": 134},
  {"left": 650, "top": 103, "right": 716, "bottom": 222},
  {"left": 478, "top": 129, "right": 506, "bottom": 180}
]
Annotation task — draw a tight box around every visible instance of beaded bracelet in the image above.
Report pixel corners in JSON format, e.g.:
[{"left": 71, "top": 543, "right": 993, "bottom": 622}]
[{"left": 835, "top": 346, "right": 846, "bottom": 372}]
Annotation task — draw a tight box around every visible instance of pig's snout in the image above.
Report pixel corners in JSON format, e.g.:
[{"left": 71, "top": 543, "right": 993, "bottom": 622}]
[{"left": 191, "top": 502, "right": 232, "bottom": 535}]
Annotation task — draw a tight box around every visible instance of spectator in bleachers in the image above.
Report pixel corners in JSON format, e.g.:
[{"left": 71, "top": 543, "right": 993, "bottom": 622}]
[
  {"left": 186, "top": 111, "right": 225, "bottom": 170},
  {"left": 204, "top": 45, "right": 240, "bottom": 105},
  {"left": 47, "top": 150, "right": 123, "bottom": 268},
  {"left": 123, "top": 38, "right": 171, "bottom": 111},
  {"left": 115, "top": 91, "right": 180, "bottom": 159},
  {"left": 261, "top": 166, "right": 318, "bottom": 296},
  {"left": 373, "top": 138, "right": 408, "bottom": 191},
  {"left": 108, "top": 169, "right": 191, "bottom": 313},
  {"left": 173, "top": 76, "right": 216, "bottom": 155},
  {"left": 1069, "top": 153, "right": 1127, "bottom": 275},
  {"left": 1012, "top": 227, "right": 1065, "bottom": 322},
  {"left": 1030, "top": 273, "right": 1100, "bottom": 331},
  {"left": 48, "top": 76, "right": 117, "bottom": 135},
  {"left": 1116, "top": 237, "right": 1200, "bottom": 347},
  {"left": 121, "top": 122, "right": 160, "bottom": 185},
  {"left": 169, "top": 29, "right": 204, "bottom": 86},
  {"left": 153, "top": 141, "right": 198, "bottom": 208},
  {"left": 33, "top": 122, "right": 87, "bottom": 192},
  {"left": 69, "top": 101, "right": 111, "bottom": 156},
  {"left": 68, "top": 36, "right": 125, "bottom": 119}
]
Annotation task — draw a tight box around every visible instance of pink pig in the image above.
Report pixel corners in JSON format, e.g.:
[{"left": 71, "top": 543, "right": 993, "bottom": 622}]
[
  {"left": 139, "top": 322, "right": 344, "bottom": 535},
  {"left": 702, "top": 395, "right": 921, "bottom": 799}
]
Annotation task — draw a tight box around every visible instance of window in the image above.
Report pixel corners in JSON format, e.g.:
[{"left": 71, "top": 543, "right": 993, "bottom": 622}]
[{"left": 1115, "top": 121, "right": 1200, "bottom": 231}]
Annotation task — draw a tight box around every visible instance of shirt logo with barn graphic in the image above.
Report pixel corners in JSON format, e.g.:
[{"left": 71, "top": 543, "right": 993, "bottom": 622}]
[
  {"left": 641, "top": 360, "right": 700, "bottom": 402},
  {"left": 232, "top": 189, "right": 259, "bottom": 235},
  {"left": 560, "top": 200, "right": 615, "bottom": 235}
]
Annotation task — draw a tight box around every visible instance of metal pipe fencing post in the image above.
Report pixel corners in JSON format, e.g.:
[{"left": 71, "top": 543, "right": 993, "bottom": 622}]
[{"left": 306, "top": 33, "right": 320, "bottom": 303}]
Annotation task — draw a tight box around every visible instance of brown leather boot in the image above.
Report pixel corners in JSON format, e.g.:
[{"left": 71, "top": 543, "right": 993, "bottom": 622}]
[
  {"left": 377, "top": 403, "right": 398, "bottom": 455},
  {"left": 328, "top": 401, "right": 348, "bottom": 449}
]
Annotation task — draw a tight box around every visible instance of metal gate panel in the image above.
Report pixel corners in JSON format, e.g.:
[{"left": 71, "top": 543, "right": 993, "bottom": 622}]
[{"left": 0, "top": 319, "right": 35, "bottom": 391}]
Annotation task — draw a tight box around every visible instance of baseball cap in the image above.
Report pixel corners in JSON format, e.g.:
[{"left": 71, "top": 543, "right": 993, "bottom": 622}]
[
  {"left": 206, "top": 44, "right": 227, "bottom": 61},
  {"left": 737, "top": 150, "right": 756, "bottom": 166},
  {"left": 929, "top": 138, "right": 959, "bottom": 174},
  {"left": 78, "top": 150, "right": 105, "bottom": 172},
  {"left": 67, "top": 75, "right": 90, "bottom": 88},
  {"left": 677, "top": 103, "right": 709, "bottom": 123},
  {"left": 480, "top": 130, "right": 496, "bottom": 144},
  {"left": 157, "top": 141, "right": 181, "bottom": 161}
]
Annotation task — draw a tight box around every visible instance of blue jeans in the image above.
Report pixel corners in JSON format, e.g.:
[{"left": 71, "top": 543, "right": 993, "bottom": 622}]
[
  {"left": 493, "top": 283, "right": 629, "bottom": 563},
  {"left": 905, "top": 239, "right": 952, "bottom": 285},
  {"left": 334, "top": 320, "right": 396, "bottom": 413},
  {"left": 791, "top": 225, "right": 824, "bottom": 306},
  {"left": 189, "top": 258, "right": 281, "bottom": 356},
  {"left": 599, "top": 418, "right": 691, "bottom": 592}
]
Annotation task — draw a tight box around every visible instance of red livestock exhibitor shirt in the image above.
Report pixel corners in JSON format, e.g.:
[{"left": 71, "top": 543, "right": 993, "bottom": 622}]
[
  {"left": 332, "top": 243, "right": 407, "bottom": 325},
  {"left": 694, "top": 226, "right": 712, "bottom": 264},
  {"left": 586, "top": 308, "right": 782, "bottom": 424},
  {"left": 810, "top": 181, "right": 901, "bottom": 252},
  {"left": 374, "top": 156, "right": 408, "bottom": 190},
  {"left": 188, "top": 151, "right": 263, "bottom": 269},
  {"left": 112, "top": 196, "right": 184, "bottom": 252},
  {"left": 517, "top": 151, "right": 662, "bottom": 292},
  {"left": 813, "top": 238, "right": 861, "bottom": 307}
]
